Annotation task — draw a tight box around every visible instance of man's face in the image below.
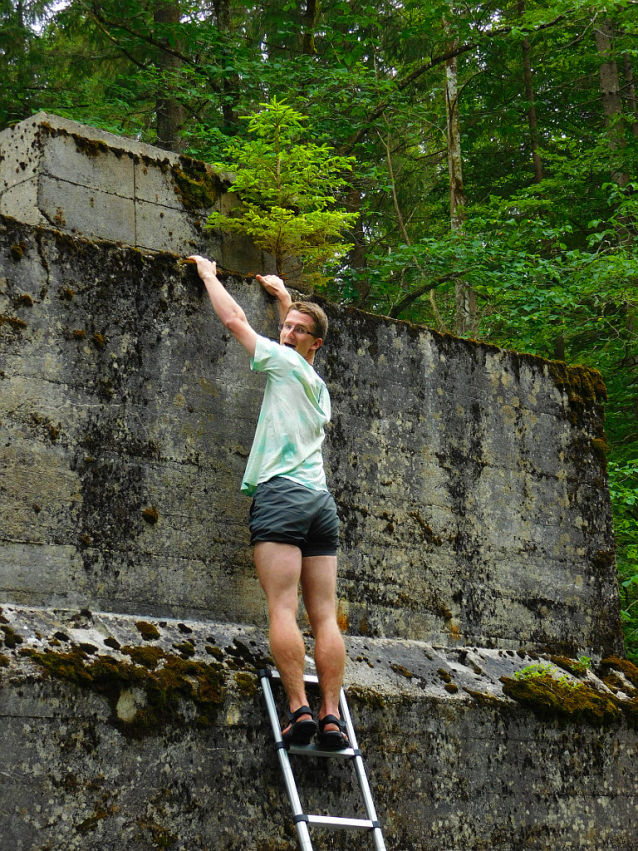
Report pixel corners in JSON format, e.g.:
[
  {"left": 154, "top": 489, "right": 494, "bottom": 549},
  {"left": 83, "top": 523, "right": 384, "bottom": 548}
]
[{"left": 279, "top": 309, "right": 322, "bottom": 363}]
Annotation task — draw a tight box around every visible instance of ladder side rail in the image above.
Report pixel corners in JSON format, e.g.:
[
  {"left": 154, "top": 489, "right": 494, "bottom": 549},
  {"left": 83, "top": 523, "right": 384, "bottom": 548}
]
[
  {"left": 259, "top": 673, "right": 314, "bottom": 851},
  {"left": 339, "top": 688, "right": 388, "bottom": 851}
]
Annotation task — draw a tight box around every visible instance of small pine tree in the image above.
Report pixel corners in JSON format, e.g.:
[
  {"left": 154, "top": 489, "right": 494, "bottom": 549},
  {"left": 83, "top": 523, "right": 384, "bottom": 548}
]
[{"left": 206, "top": 98, "right": 358, "bottom": 283}]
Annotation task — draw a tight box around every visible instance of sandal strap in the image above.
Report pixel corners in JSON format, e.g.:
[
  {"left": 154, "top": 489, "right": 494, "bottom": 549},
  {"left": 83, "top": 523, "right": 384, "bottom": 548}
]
[
  {"left": 287, "top": 705, "right": 313, "bottom": 723},
  {"left": 319, "top": 714, "right": 345, "bottom": 732}
]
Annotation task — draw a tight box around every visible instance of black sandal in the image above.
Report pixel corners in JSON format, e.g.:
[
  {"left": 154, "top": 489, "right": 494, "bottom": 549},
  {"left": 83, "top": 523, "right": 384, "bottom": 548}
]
[
  {"left": 318, "top": 714, "right": 349, "bottom": 750},
  {"left": 282, "top": 705, "right": 317, "bottom": 746}
]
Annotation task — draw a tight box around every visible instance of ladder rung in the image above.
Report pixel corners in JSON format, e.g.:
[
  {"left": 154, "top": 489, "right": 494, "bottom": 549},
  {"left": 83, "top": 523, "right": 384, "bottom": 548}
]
[
  {"left": 288, "top": 743, "right": 357, "bottom": 759},
  {"left": 307, "top": 815, "right": 376, "bottom": 831},
  {"left": 264, "top": 670, "right": 319, "bottom": 685}
]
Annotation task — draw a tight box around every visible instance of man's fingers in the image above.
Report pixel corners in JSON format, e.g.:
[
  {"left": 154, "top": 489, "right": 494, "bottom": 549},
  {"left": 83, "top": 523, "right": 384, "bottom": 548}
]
[
  {"left": 257, "top": 274, "right": 285, "bottom": 292},
  {"left": 186, "top": 255, "right": 216, "bottom": 275}
]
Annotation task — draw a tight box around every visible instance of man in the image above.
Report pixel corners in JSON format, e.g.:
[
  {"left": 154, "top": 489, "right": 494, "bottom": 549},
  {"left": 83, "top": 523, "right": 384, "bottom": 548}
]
[{"left": 189, "top": 255, "right": 348, "bottom": 750}]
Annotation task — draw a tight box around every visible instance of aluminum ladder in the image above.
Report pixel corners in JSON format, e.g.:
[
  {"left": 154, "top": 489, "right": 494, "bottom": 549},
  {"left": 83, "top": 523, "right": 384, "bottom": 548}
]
[{"left": 258, "top": 668, "right": 387, "bottom": 851}]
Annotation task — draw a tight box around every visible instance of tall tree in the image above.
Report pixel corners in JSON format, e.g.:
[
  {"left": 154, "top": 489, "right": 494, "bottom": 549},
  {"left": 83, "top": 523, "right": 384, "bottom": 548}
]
[
  {"left": 445, "top": 35, "right": 476, "bottom": 336},
  {"left": 595, "top": 17, "right": 628, "bottom": 186},
  {"left": 154, "top": 0, "right": 186, "bottom": 151}
]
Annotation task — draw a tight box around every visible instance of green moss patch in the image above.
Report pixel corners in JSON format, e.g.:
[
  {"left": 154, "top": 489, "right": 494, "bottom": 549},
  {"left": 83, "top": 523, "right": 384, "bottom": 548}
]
[
  {"left": 463, "top": 688, "right": 505, "bottom": 707},
  {"left": 547, "top": 360, "right": 607, "bottom": 416},
  {"left": 501, "top": 675, "right": 621, "bottom": 726},
  {"left": 135, "top": 621, "right": 161, "bottom": 641},
  {"left": 1, "top": 625, "right": 24, "bottom": 648},
  {"left": 22, "top": 648, "right": 227, "bottom": 737},
  {"left": 348, "top": 685, "right": 386, "bottom": 710},
  {"left": 234, "top": 671, "right": 258, "bottom": 698},
  {"left": 601, "top": 656, "right": 638, "bottom": 689},
  {"left": 173, "top": 162, "right": 222, "bottom": 212},
  {"left": 122, "top": 645, "right": 165, "bottom": 669}
]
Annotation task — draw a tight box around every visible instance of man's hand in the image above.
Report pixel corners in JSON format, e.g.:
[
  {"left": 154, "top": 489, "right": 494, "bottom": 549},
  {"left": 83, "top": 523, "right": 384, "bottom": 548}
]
[
  {"left": 256, "top": 274, "right": 288, "bottom": 298},
  {"left": 257, "top": 274, "right": 292, "bottom": 322},
  {"left": 189, "top": 255, "right": 218, "bottom": 282}
]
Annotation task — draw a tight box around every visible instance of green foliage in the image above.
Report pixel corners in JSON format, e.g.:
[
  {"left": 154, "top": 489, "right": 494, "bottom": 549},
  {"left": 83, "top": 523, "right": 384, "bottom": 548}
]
[
  {"left": 206, "top": 98, "right": 358, "bottom": 282},
  {"left": 514, "top": 662, "right": 581, "bottom": 689},
  {"left": 609, "top": 460, "right": 638, "bottom": 663}
]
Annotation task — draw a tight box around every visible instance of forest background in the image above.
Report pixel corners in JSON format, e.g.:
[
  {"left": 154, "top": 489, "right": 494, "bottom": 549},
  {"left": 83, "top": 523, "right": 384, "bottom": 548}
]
[{"left": 2, "top": 0, "right": 637, "bottom": 657}]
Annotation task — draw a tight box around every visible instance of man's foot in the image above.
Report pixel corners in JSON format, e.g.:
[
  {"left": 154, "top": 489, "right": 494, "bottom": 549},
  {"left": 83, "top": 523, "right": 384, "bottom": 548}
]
[
  {"left": 318, "top": 714, "right": 349, "bottom": 750},
  {"left": 282, "top": 705, "right": 317, "bottom": 746}
]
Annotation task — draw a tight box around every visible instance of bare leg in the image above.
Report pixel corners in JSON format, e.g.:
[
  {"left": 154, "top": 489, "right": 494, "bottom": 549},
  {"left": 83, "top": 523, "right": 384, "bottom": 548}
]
[
  {"left": 254, "top": 541, "right": 311, "bottom": 726},
  {"left": 301, "top": 555, "right": 346, "bottom": 735}
]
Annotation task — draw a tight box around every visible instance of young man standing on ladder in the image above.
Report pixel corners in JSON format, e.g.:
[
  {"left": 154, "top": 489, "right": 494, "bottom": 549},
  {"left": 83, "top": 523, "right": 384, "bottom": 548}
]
[{"left": 190, "top": 255, "right": 348, "bottom": 750}]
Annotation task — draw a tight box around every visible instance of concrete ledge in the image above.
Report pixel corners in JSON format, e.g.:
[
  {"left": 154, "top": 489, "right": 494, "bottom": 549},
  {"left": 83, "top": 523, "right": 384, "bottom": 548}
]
[{"left": 1, "top": 605, "right": 637, "bottom": 850}]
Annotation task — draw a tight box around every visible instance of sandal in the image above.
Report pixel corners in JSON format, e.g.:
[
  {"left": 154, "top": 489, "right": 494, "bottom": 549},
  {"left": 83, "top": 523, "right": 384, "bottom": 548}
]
[
  {"left": 318, "top": 714, "right": 349, "bottom": 750},
  {"left": 282, "top": 705, "right": 317, "bottom": 746}
]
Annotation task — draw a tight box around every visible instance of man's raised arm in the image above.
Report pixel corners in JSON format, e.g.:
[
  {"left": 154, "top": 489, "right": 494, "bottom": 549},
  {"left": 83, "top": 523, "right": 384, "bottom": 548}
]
[
  {"left": 189, "top": 255, "right": 257, "bottom": 356},
  {"left": 256, "top": 274, "right": 292, "bottom": 323}
]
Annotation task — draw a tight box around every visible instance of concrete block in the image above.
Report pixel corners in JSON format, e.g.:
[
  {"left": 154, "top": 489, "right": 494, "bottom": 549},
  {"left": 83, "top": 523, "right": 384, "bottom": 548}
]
[
  {"left": 39, "top": 175, "right": 136, "bottom": 243},
  {"left": 0, "top": 177, "right": 44, "bottom": 226},
  {"left": 0, "top": 607, "right": 636, "bottom": 851},
  {"left": 41, "top": 130, "right": 136, "bottom": 198},
  {"left": 135, "top": 197, "right": 201, "bottom": 254}
]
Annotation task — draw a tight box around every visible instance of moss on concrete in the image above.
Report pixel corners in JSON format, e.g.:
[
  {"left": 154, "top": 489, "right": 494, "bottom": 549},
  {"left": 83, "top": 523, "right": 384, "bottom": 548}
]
[
  {"left": 135, "top": 621, "right": 161, "bottom": 641},
  {"left": 22, "top": 647, "right": 228, "bottom": 737},
  {"left": 173, "top": 161, "right": 222, "bottom": 212},
  {"left": 501, "top": 674, "right": 621, "bottom": 726},
  {"left": 234, "top": 671, "right": 258, "bottom": 698},
  {"left": 601, "top": 656, "right": 638, "bottom": 689},
  {"left": 122, "top": 645, "right": 165, "bottom": 669}
]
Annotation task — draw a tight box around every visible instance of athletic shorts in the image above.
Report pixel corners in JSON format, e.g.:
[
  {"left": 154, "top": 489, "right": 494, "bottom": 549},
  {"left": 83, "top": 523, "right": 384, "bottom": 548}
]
[{"left": 248, "top": 477, "right": 340, "bottom": 557}]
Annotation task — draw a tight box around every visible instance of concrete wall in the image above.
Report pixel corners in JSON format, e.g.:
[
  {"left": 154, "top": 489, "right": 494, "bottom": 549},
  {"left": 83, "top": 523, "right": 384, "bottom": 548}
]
[
  {"left": 1, "top": 114, "right": 635, "bottom": 851},
  {"left": 0, "top": 206, "right": 621, "bottom": 655}
]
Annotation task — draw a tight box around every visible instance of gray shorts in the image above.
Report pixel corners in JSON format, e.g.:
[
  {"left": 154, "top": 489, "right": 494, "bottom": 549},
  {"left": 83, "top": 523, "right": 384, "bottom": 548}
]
[{"left": 249, "top": 477, "right": 340, "bottom": 557}]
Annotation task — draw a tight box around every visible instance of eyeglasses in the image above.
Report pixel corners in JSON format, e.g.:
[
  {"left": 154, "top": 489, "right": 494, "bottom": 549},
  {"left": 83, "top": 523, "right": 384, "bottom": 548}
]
[{"left": 278, "top": 322, "right": 317, "bottom": 337}]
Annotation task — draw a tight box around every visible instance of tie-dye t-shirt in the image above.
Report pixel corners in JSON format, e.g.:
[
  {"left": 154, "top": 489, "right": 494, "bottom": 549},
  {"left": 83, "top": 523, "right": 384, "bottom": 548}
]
[{"left": 241, "top": 335, "right": 330, "bottom": 496}]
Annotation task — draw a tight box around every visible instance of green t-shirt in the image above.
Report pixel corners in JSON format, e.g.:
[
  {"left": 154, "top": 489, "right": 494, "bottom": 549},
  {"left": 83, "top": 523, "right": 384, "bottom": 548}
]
[{"left": 241, "top": 335, "right": 330, "bottom": 496}]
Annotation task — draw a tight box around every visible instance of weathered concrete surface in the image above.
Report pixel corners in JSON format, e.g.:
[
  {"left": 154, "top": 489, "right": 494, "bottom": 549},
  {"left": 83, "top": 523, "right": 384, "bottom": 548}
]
[
  {"left": 0, "top": 210, "right": 621, "bottom": 654},
  {"left": 0, "top": 112, "right": 272, "bottom": 276},
  {"left": 1, "top": 605, "right": 637, "bottom": 851}
]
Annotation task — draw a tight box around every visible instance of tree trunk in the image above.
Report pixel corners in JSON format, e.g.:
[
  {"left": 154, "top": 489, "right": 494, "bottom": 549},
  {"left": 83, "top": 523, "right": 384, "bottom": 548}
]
[
  {"left": 302, "top": 0, "right": 319, "bottom": 55},
  {"left": 213, "top": 0, "right": 240, "bottom": 132},
  {"left": 622, "top": 53, "right": 638, "bottom": 140},
  {"left": 518, "top": 1, "right": 543, "bottom": 182},
  {"left": 345, "top": 187, "right": 370, "bottom": 305},
  {"left": 154, "top": 1, "right": 185, "bottom": 153},
  {"left": 446, "top": 47, "right": 477, "bottom": 336},
  {"left": 595, "top": 18, "right": 628, "bottom": 186}
]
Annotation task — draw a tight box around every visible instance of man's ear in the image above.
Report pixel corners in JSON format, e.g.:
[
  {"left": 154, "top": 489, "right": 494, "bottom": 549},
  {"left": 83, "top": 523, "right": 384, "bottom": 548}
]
[{"left": 311, "top": 337, "right": 323, "bottom": 352}]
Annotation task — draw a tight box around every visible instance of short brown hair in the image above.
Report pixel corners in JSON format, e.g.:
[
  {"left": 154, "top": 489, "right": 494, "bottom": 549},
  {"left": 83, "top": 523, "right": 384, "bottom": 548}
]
[{"left": 286, "top": 301, "right": 328, "bottom": 341}]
